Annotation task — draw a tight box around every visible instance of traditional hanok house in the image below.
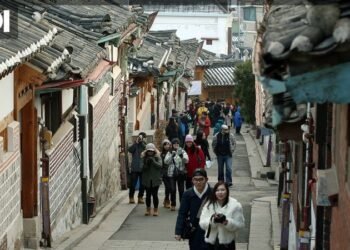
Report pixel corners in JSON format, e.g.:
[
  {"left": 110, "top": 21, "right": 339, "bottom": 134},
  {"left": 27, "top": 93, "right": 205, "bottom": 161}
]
[
  {"left": 254, "top": 1, "right": 350, "bottom": 249},
  {"left": 199, "top": 59, "right": 238, "bottom": 104},
  {"left": 127, "top": 34, "right": 168, "bottom": 133},
  {"left": 0, "top": 10, "right": 70, "bottom": 249},
  {"left": 127, "top": 30, "right": 202, "bottom": 150},
  {"left": 175, "top": 38, "right": 203, "bottom": 112},
  {"left": 2, "top": 0, "right": 152, "bottom": 247},
  {"left": 191, "top": 49, "right": 216, "bottom": 100},
  {"left": 144, "top": 31, "right": 202, "bottom": 117}
]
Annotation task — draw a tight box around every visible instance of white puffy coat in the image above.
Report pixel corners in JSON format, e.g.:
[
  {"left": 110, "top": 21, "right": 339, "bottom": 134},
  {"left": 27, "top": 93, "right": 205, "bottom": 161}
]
[{"left": 199, "top": 197, "right": 245, "bottom": 245}]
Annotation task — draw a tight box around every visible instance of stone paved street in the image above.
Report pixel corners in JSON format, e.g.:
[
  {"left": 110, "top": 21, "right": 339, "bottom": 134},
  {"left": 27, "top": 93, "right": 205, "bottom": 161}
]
[{"left": 68, "top": 128, "right": 278, "bottom": 250}]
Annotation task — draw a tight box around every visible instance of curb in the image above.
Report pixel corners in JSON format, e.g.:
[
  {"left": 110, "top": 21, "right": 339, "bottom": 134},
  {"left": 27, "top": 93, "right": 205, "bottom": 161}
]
[
  {"left": 53, "top": 190, "right": 129, "bottom": 250},
  {"left": 248, "top": 129, "right": 267, "bottom": 167},
  {"left": 249, "top": 196, "right": 280, "bottom": 250}
]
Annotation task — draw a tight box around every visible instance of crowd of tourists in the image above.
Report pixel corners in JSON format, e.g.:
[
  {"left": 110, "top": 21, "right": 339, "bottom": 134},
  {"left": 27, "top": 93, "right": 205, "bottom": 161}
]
[{"left": 127, "top": 99, "right": 245, "bottom": 250}]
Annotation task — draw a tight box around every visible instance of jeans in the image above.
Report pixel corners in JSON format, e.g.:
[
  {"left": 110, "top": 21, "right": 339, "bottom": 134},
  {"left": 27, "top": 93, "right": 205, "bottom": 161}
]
[
  {"left": 169, "top": 174, "right": 185, "bottom": 206},
  {"left": 129, "top": 172, "right": 144, "bottom": 198},
  {"left": 217, "top": 155, "right": 233, "bottom": 184},
  {"left": 145, "top": 184, "right": 160, "bottom": 208}
]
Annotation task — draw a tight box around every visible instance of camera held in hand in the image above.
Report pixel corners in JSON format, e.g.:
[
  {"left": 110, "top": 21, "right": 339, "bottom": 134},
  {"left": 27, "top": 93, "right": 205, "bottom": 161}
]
[
  {"left": 214, "top": 213, "right": 226, "bottom": 224},
  {"left": 145, "top": 157, "right": 153, "bottom": 165}
]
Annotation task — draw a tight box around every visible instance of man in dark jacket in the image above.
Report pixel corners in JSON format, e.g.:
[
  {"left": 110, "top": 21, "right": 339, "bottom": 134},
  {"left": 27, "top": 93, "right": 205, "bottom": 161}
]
[
  {"left": 212, "top": 125, "right": 236, "bottom": 187},
  {"left": 175, "top": 168, "right": 211, "bottom": 250},
  {"left": 128, "top": 132, "right": 147, "bottom": 204}
]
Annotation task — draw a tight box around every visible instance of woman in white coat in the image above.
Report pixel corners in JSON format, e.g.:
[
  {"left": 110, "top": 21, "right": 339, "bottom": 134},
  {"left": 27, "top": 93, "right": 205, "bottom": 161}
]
[{"left": 199, "top": 181, "right": 245, "bottom": 250}]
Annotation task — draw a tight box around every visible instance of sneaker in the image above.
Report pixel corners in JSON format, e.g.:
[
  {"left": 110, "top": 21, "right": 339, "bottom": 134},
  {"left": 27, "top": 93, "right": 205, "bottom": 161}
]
[
  {"left": 129, "top": 197, "right": 135, "bottom": 204},
  {"left": 138, "top": 197, "right": 144, "bottom": 204},
  {"left": 170, "top": 206, "right": 176, "bottom": 211}
]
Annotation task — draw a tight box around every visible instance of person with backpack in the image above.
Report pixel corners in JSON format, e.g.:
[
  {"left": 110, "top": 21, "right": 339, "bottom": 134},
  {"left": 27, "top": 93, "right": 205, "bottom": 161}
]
[
  {"left": 164, "top": 138, "right": 189, "bottom": 211},
  {"left": 212, "top": 125, "right": 236, "bottom": 187},
  {"left": 184, "top": 135, "right": 206, "bottom": 189}
]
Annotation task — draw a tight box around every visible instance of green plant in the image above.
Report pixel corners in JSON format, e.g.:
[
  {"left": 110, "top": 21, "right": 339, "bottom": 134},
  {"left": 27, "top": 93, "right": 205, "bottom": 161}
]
[{"left": 233, "top": 60, "right": 256, "bottom": 125}]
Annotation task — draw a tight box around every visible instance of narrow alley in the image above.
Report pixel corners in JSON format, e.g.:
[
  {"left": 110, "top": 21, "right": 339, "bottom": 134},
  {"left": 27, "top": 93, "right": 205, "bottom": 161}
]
[{"left": 54, "top": 128, "right": 278, "bottom": 250}]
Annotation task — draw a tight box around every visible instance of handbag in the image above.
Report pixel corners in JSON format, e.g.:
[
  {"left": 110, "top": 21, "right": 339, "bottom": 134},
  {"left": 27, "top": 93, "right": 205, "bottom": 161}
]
[{"left": 181, "top": 217, "right": 196, "bottom": 239}]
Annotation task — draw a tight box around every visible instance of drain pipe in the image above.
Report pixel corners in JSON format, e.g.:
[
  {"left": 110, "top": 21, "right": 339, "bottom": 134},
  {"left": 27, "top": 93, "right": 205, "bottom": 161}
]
[
  {"left": 79, "top": 85, "right": 90, "bottom": 224},
  {"left": 299, "top": 102, "right": 314, "bottom": 250}
]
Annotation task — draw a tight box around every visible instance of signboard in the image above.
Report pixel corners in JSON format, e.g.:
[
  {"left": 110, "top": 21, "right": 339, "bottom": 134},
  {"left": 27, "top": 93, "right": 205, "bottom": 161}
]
[{"left": 188, "top": 80, "right": 202, "bottom": 96}]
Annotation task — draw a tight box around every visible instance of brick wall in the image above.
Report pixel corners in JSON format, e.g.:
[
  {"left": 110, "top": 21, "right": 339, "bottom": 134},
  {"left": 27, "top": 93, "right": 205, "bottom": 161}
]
[
  {"left": 90, "top": 85, "right": 120, "bottom": 207},
  {"left": 0, "top": 121, "right": 22, "bottom": 249},
  {"left": 46, "top": 122, "right": 81, "bottom": 240},
  {"left": 330, "top": 104, "right": 350, "bottom": 250}
]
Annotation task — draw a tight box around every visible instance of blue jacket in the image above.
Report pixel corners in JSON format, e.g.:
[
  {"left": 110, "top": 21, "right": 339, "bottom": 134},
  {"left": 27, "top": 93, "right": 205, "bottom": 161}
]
[
  {"left": 175, "top": 185, "right": 211, "bottom": 250},
  {"left": 233, "top": 109, "right": 242, "bottom": 128}
]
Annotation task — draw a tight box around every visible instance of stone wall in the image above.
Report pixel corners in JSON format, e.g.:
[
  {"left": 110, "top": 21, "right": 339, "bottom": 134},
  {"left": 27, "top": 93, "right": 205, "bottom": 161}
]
[
  {"left": 90, "top": 84, "right": 120, "bottom": 208},
  {"left": 46, "top": 122, "right": 81, "bottom": 240},
  {"left": 0, "top": 121, "right": 22, "bottom": 250}
]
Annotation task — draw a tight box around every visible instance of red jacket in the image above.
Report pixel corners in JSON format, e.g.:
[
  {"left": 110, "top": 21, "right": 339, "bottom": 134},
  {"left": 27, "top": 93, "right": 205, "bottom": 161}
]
[
  {"left": 198, "top": 117, "right": 211, "bottom": 138},
  {"left": 185, "top": 146, "right": 206, "bottom": 177}
]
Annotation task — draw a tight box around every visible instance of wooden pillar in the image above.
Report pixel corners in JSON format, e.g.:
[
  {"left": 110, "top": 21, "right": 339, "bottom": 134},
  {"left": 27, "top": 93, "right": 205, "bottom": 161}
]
[{"left": 21, "top": 99, "right": 38, "bottom": 217}]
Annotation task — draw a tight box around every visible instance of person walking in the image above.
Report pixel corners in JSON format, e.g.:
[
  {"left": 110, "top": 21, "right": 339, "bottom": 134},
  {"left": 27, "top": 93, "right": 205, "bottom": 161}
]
[
  {"left": 197, "top": 112, "right": 211, "bottom": 138},
  {"left": 184, "top": 135, "right": 206, "bottom": 189},
  {"left": 175, "top": 168, "right": 212, "bottom": 250},
  {"left": 166, "top": 117, "right": 179, "bottom": 142},
  {"left": 164, "top": 138, "right": 189, "bottom": 211},
  {"left": 194, "top": 130, "right": 211, "bottom": 162},
  {"left": 141, "top": 143, "right": 163, "bottom": 216},
  {"left": 127, "top": 132, "right": 146, "bottom": 204},
  {"left": 223, "top": 103, "right": 232, "bottom": 129},
  {"left": 212, "top": 125, "right": 236, "bottom": 187},
  {"left": 199, "top": 181, "right": 245, "bottom": 250},
  {"left": 233, "top": 106, "right": 243, "bottom": 134},
  {"left": 161, "top": 139, "right": 172, "bottom": 209}
]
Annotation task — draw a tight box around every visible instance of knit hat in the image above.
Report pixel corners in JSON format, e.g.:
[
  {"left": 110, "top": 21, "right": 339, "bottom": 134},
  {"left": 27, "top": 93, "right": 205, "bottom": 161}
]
[
  {"left": 185, "top": 134, "right": 194, "bottom": 142},
  {"left": 145, "top": 143, "right": 156, "bottom": 151},
  {"left": 171, "top": 138, "right": 180, "bottom": 145},
  {"left": 193, "top": 168, "right": 207, "bottom": 178},
  {"left": 162, "top": 139, "right": 171, "bottom": 145}
]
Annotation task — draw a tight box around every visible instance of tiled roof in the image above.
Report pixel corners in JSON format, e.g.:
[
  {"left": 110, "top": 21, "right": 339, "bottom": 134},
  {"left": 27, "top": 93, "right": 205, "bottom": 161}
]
[
  {"left": 256, "top": 0, "right": 350, "bottom": 78},
  {"left": 142, "top": 1, "right": 228, "bottom": 14},
  {"left": 130, "top": 31, "right": 201, "bottom": 78},
  {"left": 1, "top": 0, "right": 142, "bottom": 79},
  {"left": 0, "top": 10, "right": 65, "bottom": 77},
  {"left": 197, "top": 49, "right": 217, "bottom": 66},
  {"left": 203, "top": 60, "right": 236, "bottom": 87}
]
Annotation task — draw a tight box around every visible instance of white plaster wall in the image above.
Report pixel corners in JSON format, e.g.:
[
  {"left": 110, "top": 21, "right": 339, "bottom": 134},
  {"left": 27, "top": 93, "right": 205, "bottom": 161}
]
[
  {"left": 128, "top": 97, "right": 136, "bottom": 124},
  {"left": 150, "top": 12, "right": 230, "bottom": 55},
  {"left": 0, "top": 73, "right": 14, "bottom": 120},
  {"left": 288, "top": 206, "right": 297, "bottom": 250},
  {"left": 61, "top": 89, "right": 74, "bottom": 115},
  {"left": 137, "top": 93, "right": 152, "bottom": 131}
]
